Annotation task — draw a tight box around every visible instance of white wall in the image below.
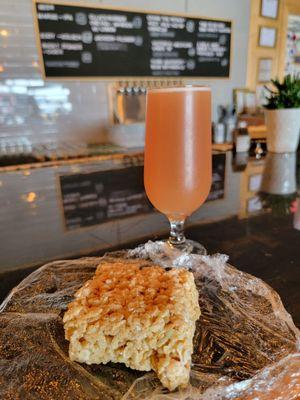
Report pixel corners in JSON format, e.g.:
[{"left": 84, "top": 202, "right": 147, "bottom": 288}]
[{"left": 0, "top": 0, "right": 251, "bottom": 144}]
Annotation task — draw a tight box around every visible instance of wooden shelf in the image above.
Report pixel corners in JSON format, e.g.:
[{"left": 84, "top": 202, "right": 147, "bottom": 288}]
[
  {"left": 212, "top": 143, "right": 234, "bottom": 151},
  {"left": 248, "top": 125, "right": 267, "bottom": 139}
]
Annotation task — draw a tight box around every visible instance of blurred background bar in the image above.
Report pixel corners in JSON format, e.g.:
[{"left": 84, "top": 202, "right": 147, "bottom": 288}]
[{"left": 0, "top": 0, "right": 300, "bottom": 304}]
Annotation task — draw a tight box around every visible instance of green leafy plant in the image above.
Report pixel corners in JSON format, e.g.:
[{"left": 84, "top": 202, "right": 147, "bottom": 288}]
[{"left": 264, "top": 74, "right": 300, "bottom": 109}]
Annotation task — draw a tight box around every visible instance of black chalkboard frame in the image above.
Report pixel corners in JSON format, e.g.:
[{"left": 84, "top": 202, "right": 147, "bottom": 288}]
[{"left": 32, "top": 0, "right": 233, "bottom": 80}]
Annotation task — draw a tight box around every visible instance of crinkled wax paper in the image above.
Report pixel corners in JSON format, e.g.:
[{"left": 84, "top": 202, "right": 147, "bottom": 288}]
[{"left": 0, "top": 241, "right": 299, "bottom": 399}]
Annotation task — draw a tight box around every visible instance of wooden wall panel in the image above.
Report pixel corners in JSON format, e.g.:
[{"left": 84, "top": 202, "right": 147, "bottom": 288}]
[{"left": 247, "top": 0, "right": 284, "bottom": 90}]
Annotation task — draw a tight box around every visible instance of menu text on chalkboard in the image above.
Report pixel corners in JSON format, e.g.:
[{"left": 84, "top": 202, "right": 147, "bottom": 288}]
[{"left": 34, "top": 2, "right": 232, "bottom": 78}]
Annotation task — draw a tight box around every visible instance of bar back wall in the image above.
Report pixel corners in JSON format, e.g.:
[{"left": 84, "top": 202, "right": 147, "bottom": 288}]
[{"left": 0, "top": 0, "right": 250, "bottom": 146}]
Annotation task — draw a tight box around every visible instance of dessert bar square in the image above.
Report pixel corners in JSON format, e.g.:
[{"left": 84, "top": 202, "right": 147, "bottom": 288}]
[{"left": 63, "top": 258, "right": 200, "bottom": 391}]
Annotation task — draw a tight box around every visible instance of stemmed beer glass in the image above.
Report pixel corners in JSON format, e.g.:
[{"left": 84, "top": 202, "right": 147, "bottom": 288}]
[{"left": 144, "top": 86, "right": 212, "bottom": 254}]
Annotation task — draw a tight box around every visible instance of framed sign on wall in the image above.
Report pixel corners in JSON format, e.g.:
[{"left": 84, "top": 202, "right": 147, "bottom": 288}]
[
  {"left": 260, "top": 0, "right": 279, "bottom": 20},
  {"left": 258, "top": 26, "right": 277, "bottom": 48},
  {"left": 257, "top": 58, "right": 273, "bottom": 82}
]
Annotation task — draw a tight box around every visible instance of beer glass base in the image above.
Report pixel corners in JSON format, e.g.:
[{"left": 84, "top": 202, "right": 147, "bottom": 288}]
[{"left": 167, "top": 239, "right": 207, "bottom": 255}]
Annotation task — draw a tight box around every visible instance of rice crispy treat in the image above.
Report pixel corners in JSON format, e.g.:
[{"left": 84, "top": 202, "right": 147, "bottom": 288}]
[{"left": 63, "top": 258, "right": 200, "bottom": 391}]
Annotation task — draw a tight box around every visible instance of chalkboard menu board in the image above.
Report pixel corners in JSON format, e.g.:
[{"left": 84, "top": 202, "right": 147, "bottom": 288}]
[
  {"left": 34, "top": 2, "right": 232, "bottom": 78},
  {"left": 59, "top": 154, "right": 226, "bottom": 231}
]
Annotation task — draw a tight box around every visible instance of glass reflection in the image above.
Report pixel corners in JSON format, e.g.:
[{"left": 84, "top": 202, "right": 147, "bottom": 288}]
[
  {"left": 293, "top": 199, "right": 300, "bottom": 231},
  {"left": 234, "top": 150, "right": 299, "bottom": 220},
  {"left": 260, "top": 153, "right": 297, "bottom": 195},
  {"left": 259, "top": 153, "right": 298, "bottom": 217},
  {"left": 0, "top": 79, "right": 72, "bottom": 128}
]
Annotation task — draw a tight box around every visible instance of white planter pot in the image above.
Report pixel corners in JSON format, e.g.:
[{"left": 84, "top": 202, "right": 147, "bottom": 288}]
[
  {"left": 265, "top": 108, "right": 300, "bottom": 153},
  {"left": 260, "top": 152, "right": 296, "bottom": 195}
]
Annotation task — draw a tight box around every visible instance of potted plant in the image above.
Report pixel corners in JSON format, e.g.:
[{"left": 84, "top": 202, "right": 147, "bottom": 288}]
[{"left": 264, "top": 74, "right": 300, "bottom": 153}]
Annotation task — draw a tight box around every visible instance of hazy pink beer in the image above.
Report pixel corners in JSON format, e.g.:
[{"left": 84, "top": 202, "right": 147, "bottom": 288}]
[{"left": 144, "top": 87, "right": 212, "bottom": 221}]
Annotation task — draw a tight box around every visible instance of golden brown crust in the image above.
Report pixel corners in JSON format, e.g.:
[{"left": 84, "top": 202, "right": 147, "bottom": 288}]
[{"left": 63, "top": 259, "right": 200, "bottom": 391}]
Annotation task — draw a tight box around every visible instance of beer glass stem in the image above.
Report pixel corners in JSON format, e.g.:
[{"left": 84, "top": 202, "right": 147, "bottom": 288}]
[
  {"left": 168, "top": 219, "right": 186, "bottom": 246},
  {"left": 168, "top": 218, "right": 207, "bottom": 255}
]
